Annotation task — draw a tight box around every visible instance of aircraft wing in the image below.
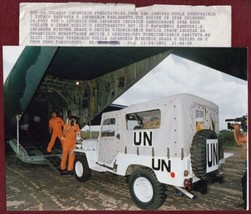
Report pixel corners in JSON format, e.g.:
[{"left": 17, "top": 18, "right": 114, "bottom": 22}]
[{"left": 172, "top": 48, "right": 247, "bottom": 81}]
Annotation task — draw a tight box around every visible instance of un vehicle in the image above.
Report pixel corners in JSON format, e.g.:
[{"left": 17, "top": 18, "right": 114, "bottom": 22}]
[{"left": 73, "top": 93, "right": 225, "bottom": 210}]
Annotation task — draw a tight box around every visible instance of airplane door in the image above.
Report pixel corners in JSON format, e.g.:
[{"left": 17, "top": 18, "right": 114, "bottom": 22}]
[{"left": 98, "top": 117, "right": 120, "bottom": 165}]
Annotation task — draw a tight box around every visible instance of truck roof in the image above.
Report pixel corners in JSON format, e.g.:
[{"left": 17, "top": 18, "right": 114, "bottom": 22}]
[{"left": 107, "top": 93, "right": 218, "bottom": 116}]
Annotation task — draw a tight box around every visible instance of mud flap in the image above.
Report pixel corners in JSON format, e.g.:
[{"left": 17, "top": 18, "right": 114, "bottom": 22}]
[{"left": 192, "top": 180, "right": 208, "bottom": 194}]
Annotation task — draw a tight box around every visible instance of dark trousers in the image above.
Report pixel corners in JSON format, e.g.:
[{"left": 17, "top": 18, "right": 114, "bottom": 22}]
[{"left": 241, "top": 170, "right": 247, "bottom": 209}]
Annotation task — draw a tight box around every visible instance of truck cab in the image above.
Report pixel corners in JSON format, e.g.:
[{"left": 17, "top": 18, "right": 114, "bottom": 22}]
[{"left": 74, "top": 93, "right": 224, "bottom": 210}]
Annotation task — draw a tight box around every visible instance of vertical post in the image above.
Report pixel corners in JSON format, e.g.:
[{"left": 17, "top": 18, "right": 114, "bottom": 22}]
[
  {"left": 16, "top": 114, "right": 21, "bottom": 154},
  {"left": 89, "top": 120, "right": 92, "bottom": 139}
]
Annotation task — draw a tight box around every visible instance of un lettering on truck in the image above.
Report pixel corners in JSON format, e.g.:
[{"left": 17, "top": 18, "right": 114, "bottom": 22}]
[{"left": 206, "top": 139, "right": 219, "bottom": 173}]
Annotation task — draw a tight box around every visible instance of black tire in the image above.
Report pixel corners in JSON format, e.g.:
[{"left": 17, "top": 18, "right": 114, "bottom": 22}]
[
  {"left": 74, "top": 155, "right": 92, "bottom": 182},
  {"left": 128, "top": 168, "right": 166, "bottom": 210},
  {"left": 190, "top": 129, "right": 218, "bottom": 180}
]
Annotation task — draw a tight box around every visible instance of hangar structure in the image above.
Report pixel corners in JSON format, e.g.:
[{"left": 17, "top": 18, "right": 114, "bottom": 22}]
[{"left": 3, "top": 47, "right": 247, "bottom": 169}]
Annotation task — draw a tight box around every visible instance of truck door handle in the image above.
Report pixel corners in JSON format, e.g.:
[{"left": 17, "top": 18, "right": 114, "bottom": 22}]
[{"left": 116, "top": 134, "right": 120, "bottom": 139}]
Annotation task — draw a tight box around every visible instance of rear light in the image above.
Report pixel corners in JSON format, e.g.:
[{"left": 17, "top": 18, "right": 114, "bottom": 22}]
[
  {"left": 184, "top": 178, "right": 192, "bottom": 191},
  {"left": 184, "top": 179, "right": 190, "bottom": 187},
  {"left": 170, "top": 172, "right": 175, "bottom": 178},
  {"left": 184, "top": 170, "right": 189, "bottom": 177}
]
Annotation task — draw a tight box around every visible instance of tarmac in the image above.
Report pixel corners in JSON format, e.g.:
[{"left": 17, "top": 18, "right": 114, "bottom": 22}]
[{"left": 5, "top": 147, "right": 247, "bottom": 211}]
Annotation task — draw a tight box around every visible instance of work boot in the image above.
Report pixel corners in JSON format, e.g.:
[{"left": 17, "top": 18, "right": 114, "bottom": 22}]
[
  {"left": 67, "top": 170, "right": 74, "bottom": 175},
  {"left": 59, "top": 168, "right": 68, "bottom": 175}
]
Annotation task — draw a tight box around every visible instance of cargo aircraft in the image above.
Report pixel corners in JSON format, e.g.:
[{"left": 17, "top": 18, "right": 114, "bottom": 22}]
[{"left": 4, "top": 47, "right": 247, "bottom": 172}]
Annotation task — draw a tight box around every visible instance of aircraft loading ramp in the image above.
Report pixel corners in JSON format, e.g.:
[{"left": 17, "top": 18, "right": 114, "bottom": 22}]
[{"left": 8, "top": 135, "right": 63, "bottom": 174}]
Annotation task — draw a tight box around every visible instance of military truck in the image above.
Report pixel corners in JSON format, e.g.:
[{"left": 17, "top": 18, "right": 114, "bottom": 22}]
[{"left": 73, "top": 93, "right": 225, "bottom": 210}]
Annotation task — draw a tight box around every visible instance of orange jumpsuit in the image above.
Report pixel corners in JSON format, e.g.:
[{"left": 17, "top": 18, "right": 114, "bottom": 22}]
[
  {"left": 60, "top": 123, "right": 80, "bottom": 171},
  {"left": 47, "top": 116, "right": 64, "bottom": 152}
]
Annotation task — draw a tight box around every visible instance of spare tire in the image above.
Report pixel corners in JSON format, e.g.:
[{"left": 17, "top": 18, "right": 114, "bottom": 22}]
[{"left": 190, "top": 129, "right": 218, "bottom": 180}]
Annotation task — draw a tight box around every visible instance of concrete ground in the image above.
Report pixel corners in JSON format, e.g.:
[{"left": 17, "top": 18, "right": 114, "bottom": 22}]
[{"left": 6, "top": 147, "right": 247, "bottom": 211}]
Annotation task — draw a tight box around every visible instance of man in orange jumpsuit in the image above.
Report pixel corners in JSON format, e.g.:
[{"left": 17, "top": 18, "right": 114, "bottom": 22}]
[
  {"left": 47, "top": 111, "right": 64, "bottom": 153},
  {"left": 60, "top": 116, "right": 80, "bottom": 174}
]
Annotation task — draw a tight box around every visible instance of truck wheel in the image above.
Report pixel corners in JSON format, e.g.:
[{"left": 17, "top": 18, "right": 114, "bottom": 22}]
[
  {"left": 74, "top": 155, "right": 92, "bottom": 182},
  {"left": 190, "top": 129, "right": 218, "bottom": 180},
  {"left": 128, "top": 168, "right": 166, "bottom": 210}
]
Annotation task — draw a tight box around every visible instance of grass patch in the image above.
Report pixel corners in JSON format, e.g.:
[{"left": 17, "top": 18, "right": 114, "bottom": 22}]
[{"left": 81, "top": 131, "right": 99, "bottom": 139}]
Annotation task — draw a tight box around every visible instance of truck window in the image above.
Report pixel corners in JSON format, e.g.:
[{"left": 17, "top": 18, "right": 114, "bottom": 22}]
[
  {"left": 101, "top": 118, "right": 116, "bottom": 137},
  {"left": 126, "top": 109, "right": 161, "bottom": 130},
  {"left": 195, "top": 110, "right": 204, "bottom": 131}
]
